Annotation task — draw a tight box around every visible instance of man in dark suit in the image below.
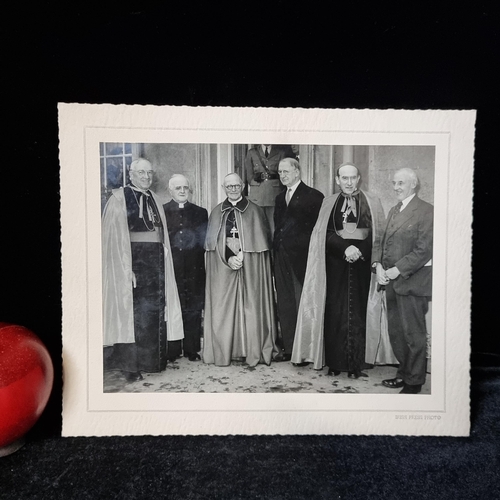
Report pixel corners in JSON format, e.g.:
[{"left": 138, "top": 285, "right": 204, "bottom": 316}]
[
  {"left": 373, "top": 168, "right": 433, "bottom": 394},
  {"left": 243, "top": 145, "right": 295, "bottom": 234},
  {"left": 273, "top": 158, "right": 324, "bottom": 362},
  {"left": 163, "top": 174, "right": 208, "bottom": 362}
]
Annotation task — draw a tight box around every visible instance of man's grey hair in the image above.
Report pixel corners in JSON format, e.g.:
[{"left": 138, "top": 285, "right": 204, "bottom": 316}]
[
  {"left": 129, "top": 158, "right": 152, "bottom": 171},
  {"left": 279, "top": 157, "right": 301, "bottom": 172},
  {"left": 396, "top": 167, "right": 419, "bottom": 185},
  {"left": 168, "top": 174, "right": 191, "bottom": 191}
]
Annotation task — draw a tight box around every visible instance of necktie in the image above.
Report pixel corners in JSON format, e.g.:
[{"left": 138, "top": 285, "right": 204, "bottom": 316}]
[
  {"left": 393, "top": 201, "right": 402, "bottom": 217},
  {"left": 265, "top": 146, "right": 269, "bottom": 158},
  {"left": 286, "top": 188, "right": 292, "bottom": 206}
]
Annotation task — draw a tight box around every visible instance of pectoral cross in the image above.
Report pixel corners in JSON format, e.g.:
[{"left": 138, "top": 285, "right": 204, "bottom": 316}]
[
  {"left": 230, "top": 226, "right": 239, "bottom": 237},
  {"left": 342, "top": 210, "right": 349, "bottom": 225}
]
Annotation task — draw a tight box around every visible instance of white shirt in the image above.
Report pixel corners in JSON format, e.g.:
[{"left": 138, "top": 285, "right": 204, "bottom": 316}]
[
  {"left": 400, "top": 193, "right": 416, "bottom": 212},
  {"left": 286, "top": 180, "right": 301, "bottom": 201},
  {"left": 261, "top": 145, "right": 271, "bottom": 155}
]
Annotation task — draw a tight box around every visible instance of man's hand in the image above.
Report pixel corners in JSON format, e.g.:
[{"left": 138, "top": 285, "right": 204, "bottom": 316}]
[
  {"left": 376, "top": 263, "right": 389, "bottom": 286},
  {"left": 385, "top": 266, "right": 401, "bottom": 280},
  {"left": 228, "top": 254, "right": 243, "bottom": 271},
  {"left": 344, "top": 245, "right": 362, "bottom": 263}
]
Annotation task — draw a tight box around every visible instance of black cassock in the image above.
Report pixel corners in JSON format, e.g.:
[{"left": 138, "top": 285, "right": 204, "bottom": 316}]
[
  {"left": 324, "top": 192, "right": 372, "bottom": 374},
  {"left": 163, "top": 200, "right": 208, "bottom": 358}
]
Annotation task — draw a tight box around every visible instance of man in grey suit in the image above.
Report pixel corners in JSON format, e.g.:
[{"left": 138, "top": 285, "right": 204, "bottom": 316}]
[{"left": 373, "top": 168, "right": 433, "bottom": 394}]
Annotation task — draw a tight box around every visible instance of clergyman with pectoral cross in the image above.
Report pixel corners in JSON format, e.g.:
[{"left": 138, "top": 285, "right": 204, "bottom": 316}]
[
  {"left": 102, "top": 158, "right": 184, "bottom": 383},
  {"left": 292, "top": 162, "right": 393, "bottom": 379},
  {"left": 203, "top": 173, "right": 279, "bottom": 367}
]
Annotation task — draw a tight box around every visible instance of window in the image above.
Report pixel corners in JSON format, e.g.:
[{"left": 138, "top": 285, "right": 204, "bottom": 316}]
[{"left": 100, "top": 142, "right": 142, "bottom": 212}]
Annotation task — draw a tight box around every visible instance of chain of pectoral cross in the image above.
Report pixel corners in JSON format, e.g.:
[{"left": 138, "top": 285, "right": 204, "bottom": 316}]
[{"left": 228, "top": 210, "right": 239, "bottom": 237}]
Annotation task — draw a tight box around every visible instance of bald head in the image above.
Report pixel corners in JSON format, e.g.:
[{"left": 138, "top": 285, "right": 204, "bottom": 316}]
[{"left": 336, "top": 162, "right": 359, "bottom": 178}]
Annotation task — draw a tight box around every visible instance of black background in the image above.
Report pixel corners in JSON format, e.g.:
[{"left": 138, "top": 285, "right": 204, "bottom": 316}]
[{"left": 1, "top": 3, "right": 499, "bottom": 496}]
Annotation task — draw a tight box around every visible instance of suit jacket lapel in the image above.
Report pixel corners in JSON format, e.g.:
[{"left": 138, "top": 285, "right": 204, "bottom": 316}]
[
  {"left": 287, "top": 181, "right": 304, "bottom": 209},
  {"left": 385, "top": 196, "right": 419, "bottom": 236},
  {"left": 278, "top": 182, "right": 304, "bottom": 234}
]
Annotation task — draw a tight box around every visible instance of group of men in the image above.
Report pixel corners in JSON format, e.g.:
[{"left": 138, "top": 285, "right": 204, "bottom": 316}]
[{"left": 103, "top": 145, "right": 433, "bottom": 394}]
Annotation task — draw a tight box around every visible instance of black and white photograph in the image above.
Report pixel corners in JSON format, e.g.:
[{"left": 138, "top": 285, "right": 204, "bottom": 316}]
[
  {"left": 59, "top": 104, "right": 473, "bottom": 437},
  {"left": 99, "top": 142, "right": 435, "bottom": 397}
]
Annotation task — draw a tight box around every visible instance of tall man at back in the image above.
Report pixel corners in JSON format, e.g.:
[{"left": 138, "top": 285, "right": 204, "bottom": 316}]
[
  {"left": 273, "top": 158, "right": 324, "bottom": 362},
  {"left": 244, "top": 144, "right": 295, "bottom": 234},
  {"left": 374, "top": 168, "right": 433, "bottom": 394},
  {"left": 164, "top": 174, "right": 208, "bottom": 362}
]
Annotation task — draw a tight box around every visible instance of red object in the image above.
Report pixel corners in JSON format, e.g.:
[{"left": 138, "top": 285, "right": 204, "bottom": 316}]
[{"left": 0, "top": 323, "right": 54, "bottom": 451}]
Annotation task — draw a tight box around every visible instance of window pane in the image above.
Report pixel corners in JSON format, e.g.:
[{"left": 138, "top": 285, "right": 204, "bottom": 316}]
[
  {"left": 105, "top": 142, "right": 123, "bottom": 156},
  {"left": 125, "top": 143, "right": 132, "bottom": 154},
  {"left": 106, "top": 157, "right": 124, "bottom": 189},
  {"left": 100, "top": 142, "right": 104, "bottom": 156},
  {"left": 125, "top": 156, "right": 132, "bottom": 185}
]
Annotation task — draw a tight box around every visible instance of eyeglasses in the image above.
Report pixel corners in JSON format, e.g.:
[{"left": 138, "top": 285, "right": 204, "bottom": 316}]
[
  {"left": 225, "top": 184, "right": 242, "bottom": 191},
  {"left": 131, "top": 170, "right": 154, "bottom": 177}
]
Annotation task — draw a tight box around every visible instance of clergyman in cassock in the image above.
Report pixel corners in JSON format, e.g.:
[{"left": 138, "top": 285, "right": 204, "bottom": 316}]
[
  {"left": 102, "top": 158, "right": 183, "bottom": 382},
  {"left": 203, "top": 173, "right": 278, "bottom": 367},
  {"left": 163, "top": 174, "right": 208, "bottom": 362},
  {"left": 292, "top": 163, "right": 385, "bottom": 376}
]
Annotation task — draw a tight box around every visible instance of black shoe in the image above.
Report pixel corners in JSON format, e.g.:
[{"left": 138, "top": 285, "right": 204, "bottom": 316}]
[
  {"left": 293, "top": 362, "right": 310, "bottom": 367},
  {"left": 188, "top": 353, "right": 201, "bottom": 361},
  {"left": 124, "top": 371, "right": 143, "bottom": 382},
  {"left": 272, "top": 351, "right": 285, "bottom": 362},
  {"left": 274, "top": 353, "right": 291, "bottom": 362},
  {"left": 400, "top": 384, "right": 422, "bottom": 394},
  {"left": 167, "top": 356, "right": 178, "bottom": 363},
  {"left": 382, "top": 377, "right": 405, "bottom": 389},
  {"left": 348, "top": 371, "right": 368, "bottom": 379},
  {"left": 327, "top": 369, "right": 341, "bottom": 376}
]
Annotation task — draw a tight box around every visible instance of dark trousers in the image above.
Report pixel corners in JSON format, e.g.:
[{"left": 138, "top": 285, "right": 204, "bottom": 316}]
[
  {"left": 168, "top": 309, "right": 202, "bottom": 357},
  {"left": 386, "top": 282, "right": 429, "bottom": 386},
  {"left": 274, "top": 249, "right": 302, "bottom": 354}
]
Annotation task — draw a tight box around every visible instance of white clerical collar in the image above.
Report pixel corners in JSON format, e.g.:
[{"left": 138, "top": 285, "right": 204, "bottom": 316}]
[
  {"left": 177, "top": 201, "right": 186, "bottom": 208},
  {"left": 400, "top": 193, "right": 416, "bottom": 211},
  {"left": 229, "top": 196, "right": 243, "bottom": 206},
  {"left": 287, "top": 180, "right": 301, "bottom": 197}
]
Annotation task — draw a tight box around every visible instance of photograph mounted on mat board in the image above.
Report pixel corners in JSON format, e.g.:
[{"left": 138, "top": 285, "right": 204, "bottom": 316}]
[{"left": 59, "top": 104, "right": 474, "bottom": 436}]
